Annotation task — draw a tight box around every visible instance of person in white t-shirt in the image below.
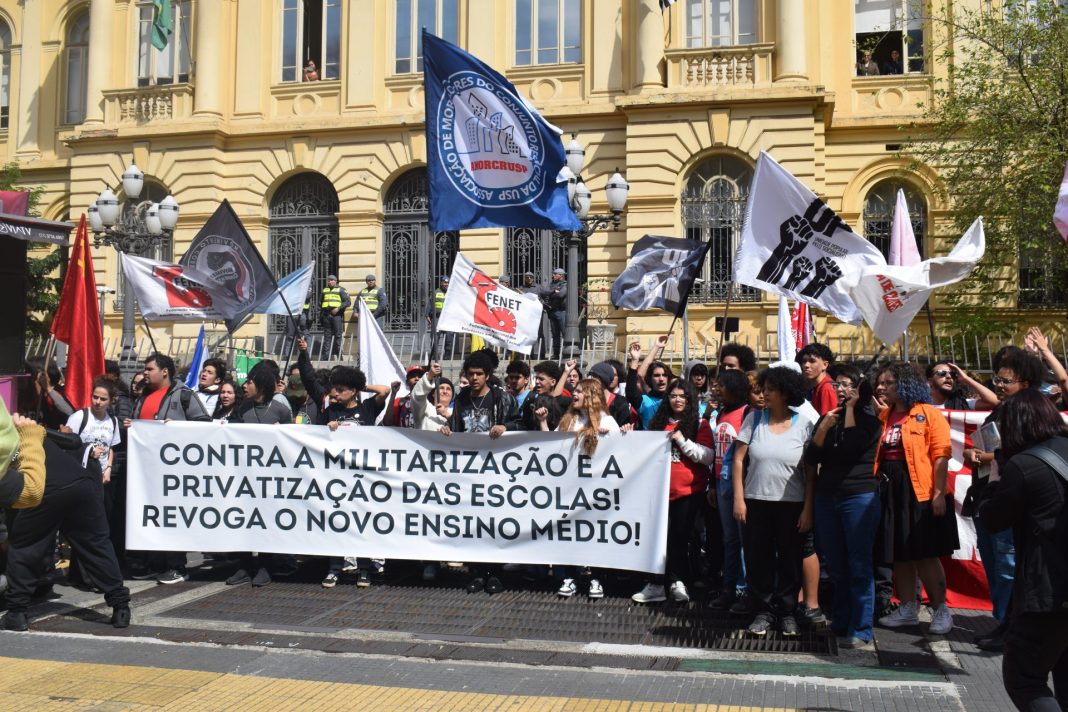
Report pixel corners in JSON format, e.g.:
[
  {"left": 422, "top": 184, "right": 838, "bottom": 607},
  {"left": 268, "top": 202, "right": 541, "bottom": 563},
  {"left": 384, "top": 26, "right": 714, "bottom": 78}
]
[{"left": 64, "top": 380, "right": 121, "bottom": 484}]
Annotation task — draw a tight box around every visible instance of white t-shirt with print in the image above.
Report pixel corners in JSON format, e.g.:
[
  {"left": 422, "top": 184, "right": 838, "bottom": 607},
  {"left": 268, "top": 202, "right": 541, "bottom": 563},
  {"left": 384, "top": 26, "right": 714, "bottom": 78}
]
[{"left": 66, "top": 409, "right": 121, "bottom": 472}]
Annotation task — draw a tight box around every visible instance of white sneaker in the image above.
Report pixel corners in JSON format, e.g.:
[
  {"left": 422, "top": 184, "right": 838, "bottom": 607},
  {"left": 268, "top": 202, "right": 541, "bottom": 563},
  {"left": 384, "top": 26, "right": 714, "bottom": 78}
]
[
  {"left": 340, "top": 556, "right": 359, "bottom": 573},
  {"left": 928, "top": 605, "right": 954, "bottom": 635},
  {"left": 669, "top": 580, "right": 690, "bottom": 602},
  {"left": 588, "top": 579, "right": 604, "bottom": 599},
  {"left": 879, "top": 600, "right": 919, "bottom": 627},
  {"left": 557, "top": 578, "right": 577, "bottom": 597},
  {"left": 631, "top": 583, "right": 666, "bottom": 603}
]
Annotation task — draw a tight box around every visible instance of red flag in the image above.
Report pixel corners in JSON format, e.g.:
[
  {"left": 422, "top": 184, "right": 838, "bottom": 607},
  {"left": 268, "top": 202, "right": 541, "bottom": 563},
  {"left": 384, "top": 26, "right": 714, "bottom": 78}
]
[{"left": 50, "top": 215, "right": 104, "bottom": 410}]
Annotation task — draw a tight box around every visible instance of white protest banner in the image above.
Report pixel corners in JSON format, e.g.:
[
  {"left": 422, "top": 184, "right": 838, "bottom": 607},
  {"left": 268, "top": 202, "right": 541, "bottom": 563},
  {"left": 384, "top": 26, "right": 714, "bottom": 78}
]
[
  {"left": 127, "top": 422, "right": 671, "bottom": 573},
  {"left": 734, "top": 152, "right": 887, "bottom": 324},
  {"left": 437, "top": 252, "right": 543, "bottom": 354},
  {"left": 358, "top": 297, "right": 409, "bottom": 400},
  {"left": 121, "top": 253, "right": 242, "bottom": 321},
  {"left": 847, "top": 218, "right": 984, "bottom": 343}
]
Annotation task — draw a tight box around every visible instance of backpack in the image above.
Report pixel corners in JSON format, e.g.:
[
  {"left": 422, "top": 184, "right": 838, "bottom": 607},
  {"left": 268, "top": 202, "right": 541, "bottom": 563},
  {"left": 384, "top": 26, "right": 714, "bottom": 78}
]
[{"left": 76, "top": 408, "right": 119, "bottom": 439}]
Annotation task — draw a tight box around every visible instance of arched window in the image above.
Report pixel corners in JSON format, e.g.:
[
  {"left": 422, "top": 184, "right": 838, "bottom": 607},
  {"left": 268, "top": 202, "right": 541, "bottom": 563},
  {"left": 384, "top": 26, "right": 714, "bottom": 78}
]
[
  {"left": 395, "top": 0, "right": 458, "bottom": 74},
  {"left": 116, "top": 182, "right": 173, "bottom": 311},
  {"left": 0, "top": 19, "right": 11, "bottom": 129},
  {"left": 685, "top": 0, "right": 758, "bottom": 48},
  {"left": 64, "top": 11, "right": 90, "bottom": 125},
  {"left": 383, "top": 169, "right": 458, "bottom": 330},
  {"left": 268, "top": 173, "right": 340, "bottom": 335},
  {"left": 862, "top": 179, "right": 926, "bottom": 261},
  {"left": 682, "top": 155, "right": 758, "bottom": 302}
]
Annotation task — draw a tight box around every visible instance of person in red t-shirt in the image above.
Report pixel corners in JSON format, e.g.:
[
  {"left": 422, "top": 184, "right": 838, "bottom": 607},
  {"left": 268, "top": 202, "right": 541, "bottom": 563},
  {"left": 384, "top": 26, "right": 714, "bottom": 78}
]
[
  {"left": 631, "top": 379, "right": 714, "bottom": 605},
  {"left": 794, "top": 342, "right": 837, "bottom": 627}
]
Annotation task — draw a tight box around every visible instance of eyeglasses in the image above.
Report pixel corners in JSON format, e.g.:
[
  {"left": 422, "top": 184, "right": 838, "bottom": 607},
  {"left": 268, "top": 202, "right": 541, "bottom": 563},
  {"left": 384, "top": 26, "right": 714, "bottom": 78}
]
[
  {"left": 932, "top": 370, "right": 953, "bottom": 378},
  {"left": 993, "top": 376, "right": 1019, "bottom": 386},
  {"left": 833, "top": 381, "right": 855, "bottom": 390}
]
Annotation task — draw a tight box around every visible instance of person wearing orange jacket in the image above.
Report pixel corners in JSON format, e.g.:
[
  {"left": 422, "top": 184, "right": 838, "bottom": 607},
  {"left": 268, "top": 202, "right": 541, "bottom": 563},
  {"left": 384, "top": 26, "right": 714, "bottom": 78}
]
[{"left": 872, "top": 362, "right": 958, "bottom": 636}]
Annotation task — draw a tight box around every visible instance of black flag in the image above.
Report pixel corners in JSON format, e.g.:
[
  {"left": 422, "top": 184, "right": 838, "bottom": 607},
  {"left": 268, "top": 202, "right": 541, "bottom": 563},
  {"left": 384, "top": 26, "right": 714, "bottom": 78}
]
[
  {"left": 611, "top": 235, "right": 710, "bottom": 318},
  {"left": 179, "top": 200, "right": 278, "bottom": 331}
]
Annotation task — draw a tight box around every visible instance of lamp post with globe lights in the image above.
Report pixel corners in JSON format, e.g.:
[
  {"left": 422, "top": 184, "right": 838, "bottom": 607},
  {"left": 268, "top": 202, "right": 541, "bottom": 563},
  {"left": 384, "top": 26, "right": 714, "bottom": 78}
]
[
  {"left": 558, "top": 134, "right": 628, "bottom": 358},
  {"left": 87, "top": 163, "right": 179, "bottom": 376}
]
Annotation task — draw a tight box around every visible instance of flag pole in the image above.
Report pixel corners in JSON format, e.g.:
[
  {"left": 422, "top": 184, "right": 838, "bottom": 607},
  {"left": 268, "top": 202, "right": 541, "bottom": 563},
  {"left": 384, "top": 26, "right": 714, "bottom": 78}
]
[
  {"left": 713, "top": 286, "right": 734, "bottom": 380},
  {"left": 139, "top": 313, "right": 159, "bottom": 355}
]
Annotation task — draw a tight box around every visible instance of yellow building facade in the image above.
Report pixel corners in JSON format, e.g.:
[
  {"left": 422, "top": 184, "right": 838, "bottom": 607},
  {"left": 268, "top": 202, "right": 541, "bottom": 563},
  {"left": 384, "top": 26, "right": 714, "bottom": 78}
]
[{"left": 3, "top": 0, "right": 1061, "bottom": 364}]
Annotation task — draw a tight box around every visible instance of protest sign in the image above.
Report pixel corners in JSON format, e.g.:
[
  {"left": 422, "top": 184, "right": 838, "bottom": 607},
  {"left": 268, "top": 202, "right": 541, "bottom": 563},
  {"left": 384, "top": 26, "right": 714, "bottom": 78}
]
[{"left": 127, "top": 423, "right": 671, "bottom": 573}]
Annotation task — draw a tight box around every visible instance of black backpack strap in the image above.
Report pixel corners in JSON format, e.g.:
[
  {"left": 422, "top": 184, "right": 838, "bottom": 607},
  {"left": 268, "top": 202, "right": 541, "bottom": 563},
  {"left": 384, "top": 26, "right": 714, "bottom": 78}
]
[
  {"left": 76, "top": 408, "right": 91, "bottom": 435},
  {"left": 1023, "top": 445, "right": 1068, "bottom": 486}
]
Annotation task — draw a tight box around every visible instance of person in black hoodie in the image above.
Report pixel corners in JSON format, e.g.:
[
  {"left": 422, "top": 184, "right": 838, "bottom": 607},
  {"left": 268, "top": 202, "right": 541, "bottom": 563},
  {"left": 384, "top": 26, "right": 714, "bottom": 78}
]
[
  {"left": 977, "top": 390, "right": 1068, "bottom": 712},
  {"left": 440, "top": 349, "right": 519, "bottom": 593}
]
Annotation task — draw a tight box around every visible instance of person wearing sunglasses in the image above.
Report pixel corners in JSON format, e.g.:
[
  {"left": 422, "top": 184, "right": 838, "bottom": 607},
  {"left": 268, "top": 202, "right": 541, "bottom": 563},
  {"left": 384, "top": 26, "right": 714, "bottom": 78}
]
[{"left": 925, "top": 362, "right": 997, "bottom": 411}]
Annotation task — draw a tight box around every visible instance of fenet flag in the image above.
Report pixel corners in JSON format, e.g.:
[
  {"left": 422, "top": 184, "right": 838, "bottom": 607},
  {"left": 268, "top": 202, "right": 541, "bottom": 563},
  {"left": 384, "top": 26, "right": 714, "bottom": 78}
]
[
  {"left": 1055, "top": 160, "right": 1068, "bottom": 243},
  {"left": 121, "top": 254, "right": 242, "bottom": 321},
  {"left": 734, "top": 152, "right": 887, "bottom": 324},
  {"left": 179, "top": 200, "right": 278, "bottom": 331},
  {"left": 50, "top": 215, "right": 104, "bottom": 410},
  {"left": 847, "top": 218, "right": 985, "bottom": 344},
  {"left": 611, "top": 235, "right": 709, "bottom": 317},
  {"left": 422, "top": 31, "right": 580, "bottom": 232},
  {"left": 358, "top": 297, "right": 409, "bottom": 401},
  {"left": 437, "top": 252, "right": 544, "bottom": 354}
]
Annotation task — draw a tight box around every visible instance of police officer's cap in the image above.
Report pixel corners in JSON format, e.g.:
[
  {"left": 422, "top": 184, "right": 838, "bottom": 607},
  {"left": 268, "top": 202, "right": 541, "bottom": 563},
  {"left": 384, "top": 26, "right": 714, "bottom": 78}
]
[
  {"left": 524, "top": 272, "right": 535, "bottom": 278},
  {"left": 553, "top": 268, "right": 566, "bottom": 275},
  {"left": 365, "top": 274, "right": 376, "bottom": 281},
  {"left": 326, "top": 274, "right": 338, "bottom": 281},
  {"left": 440, "top": 276, "right": 450, "bottom": 283}
]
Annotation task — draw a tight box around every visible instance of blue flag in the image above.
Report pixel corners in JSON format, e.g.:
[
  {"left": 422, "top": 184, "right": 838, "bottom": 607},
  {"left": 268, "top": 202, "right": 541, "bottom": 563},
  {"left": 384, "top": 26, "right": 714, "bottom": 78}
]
[
  {"left": 184, "top": 325, "right": 207, "bottom": 390},
  {"left": 422, "top": 31, "right": 580, "bottom": 232}
]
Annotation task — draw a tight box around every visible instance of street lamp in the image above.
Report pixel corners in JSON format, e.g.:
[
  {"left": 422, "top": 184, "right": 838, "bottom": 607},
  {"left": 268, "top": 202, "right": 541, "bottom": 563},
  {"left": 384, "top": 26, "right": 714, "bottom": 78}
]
[
  {"left": 88, "top": 162, "right": 180, "bottom": 377},
  {"left": 560, "top": 133, "right": 628, "bottom": 357}
]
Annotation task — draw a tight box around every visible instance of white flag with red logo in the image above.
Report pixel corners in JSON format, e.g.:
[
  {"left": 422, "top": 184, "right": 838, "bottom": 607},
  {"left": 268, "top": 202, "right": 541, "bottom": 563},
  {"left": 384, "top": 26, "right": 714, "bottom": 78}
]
[
  {"left": 437, "top": 252, "right": 544, "bottom": 354},
  {"left": 120, "top": 253, "right": 243, "bottom": 321},
  {"left": 847, "top": 218, "right": 985, "bottom": 343}
]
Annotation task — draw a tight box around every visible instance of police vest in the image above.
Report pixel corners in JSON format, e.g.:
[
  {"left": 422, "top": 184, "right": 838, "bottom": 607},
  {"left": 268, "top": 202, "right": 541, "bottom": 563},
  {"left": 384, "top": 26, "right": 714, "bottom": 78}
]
[
  {"left": 434, "top": 290, "right": 446, "bottom": 311},
  {"left": 360, "top": 288, "right": 379, "bottom": 311},
  {"left": 322, "top": 287, "right": 343, "bottom": 309}
]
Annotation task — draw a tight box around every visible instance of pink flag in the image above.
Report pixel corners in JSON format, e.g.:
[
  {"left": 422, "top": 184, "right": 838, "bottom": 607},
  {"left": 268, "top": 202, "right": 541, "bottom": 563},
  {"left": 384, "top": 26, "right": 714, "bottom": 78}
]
[
  {"left": 1055, "top": 161, "right": 1068, "bottom": 243},
  {"left": 791, "top": 301, "right": 813, "bottom": 353},
  {"left": 890, "top": 189, "right": 922, "bottom": 266}
]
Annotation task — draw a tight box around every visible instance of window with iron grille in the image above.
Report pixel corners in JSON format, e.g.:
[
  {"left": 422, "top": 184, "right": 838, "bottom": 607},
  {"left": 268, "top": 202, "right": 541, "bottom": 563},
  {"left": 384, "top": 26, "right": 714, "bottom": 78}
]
[
  {"left": 1019, "top": 246, "right": 1068, "bottom": 309},
  {"left": 862, "top": 179, "right": 926, "bottom": 260},
  {"left": 268, "top": 173, "right": 340, "bottom": 336},
  {"left": 504, "top": 227, "right": 569, "bottom": 288},
  {"left": 383, "top": 169, "right": 459, "bottom": 331},
  {"left": 681, "top": 156, "right": 759, "bottom": 303}
]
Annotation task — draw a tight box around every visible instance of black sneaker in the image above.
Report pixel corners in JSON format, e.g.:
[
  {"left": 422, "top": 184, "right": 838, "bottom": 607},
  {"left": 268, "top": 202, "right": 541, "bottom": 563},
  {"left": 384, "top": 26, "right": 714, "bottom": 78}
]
[
  {"left": 2, "top": 610, "right": 28, "bottom": 631},
  {"left": 356, "top": 570, "right": 371, "bottom": 588},
  {"left": 251, "top": 568, "right": 272, "bottom": 587},
  {"left": 780, "top": 615, "right": 800, "bottom": 637},
  {"left": 799, "top": 605, "right": 827, "bottom": 626},
  {"left": 157, "top": 569, "right": 188, "bottom": 585},
  {"left": 466, "top": 577, "right": 486, "bottom": 593},
  {"left": 710, "top": 590, "right": 738, "bottom": 610},
  {"left": 730, "top": 595, "right": 757, "bottom": 616},
  {"left": 129, "top": 568, "right": 160, "bottom": 581},
  {"left": 111, "top": 606, "right": 131, "bottom": 629},
  {"left": 225, "top": 569, "right": 251, "bottom": 586},
  {"left": 747, "top": 613, "right": 774, "bottom": 636},
  {"left": 485, "top": 576, "right": 503, "bottom": 595}
]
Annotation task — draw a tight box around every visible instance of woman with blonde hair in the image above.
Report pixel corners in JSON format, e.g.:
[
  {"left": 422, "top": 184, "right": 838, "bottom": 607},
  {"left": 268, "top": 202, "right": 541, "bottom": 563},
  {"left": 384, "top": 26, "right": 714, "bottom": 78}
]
[{"left": 537, "top": 378, "right": 622, "bottom": 598}]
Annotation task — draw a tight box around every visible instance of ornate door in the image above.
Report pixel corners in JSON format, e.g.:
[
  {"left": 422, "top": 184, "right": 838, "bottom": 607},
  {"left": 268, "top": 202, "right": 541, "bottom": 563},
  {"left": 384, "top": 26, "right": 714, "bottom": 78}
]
[
  {"left": 383, "top": 169, "right": 458, "bottom": 331},
  {"left": 268, "top": 173, "right": 339, "bottom": 336}
]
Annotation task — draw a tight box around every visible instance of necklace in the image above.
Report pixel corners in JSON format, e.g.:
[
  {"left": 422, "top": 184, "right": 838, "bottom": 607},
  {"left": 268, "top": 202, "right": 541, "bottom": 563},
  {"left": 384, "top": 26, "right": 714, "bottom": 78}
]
[{"left": 470, "top": 390, "right": 491, "bottom": 411}]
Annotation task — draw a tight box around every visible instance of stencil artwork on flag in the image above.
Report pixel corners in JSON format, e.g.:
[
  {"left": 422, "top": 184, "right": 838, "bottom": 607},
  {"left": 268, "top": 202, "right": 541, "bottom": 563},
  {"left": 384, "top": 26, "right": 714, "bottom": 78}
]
[
  {"left": 734, "top": 152, "right": 886, "bottom": 324},
  {"left": 126, "top": 423, "right": 672, "bottom": 574}
]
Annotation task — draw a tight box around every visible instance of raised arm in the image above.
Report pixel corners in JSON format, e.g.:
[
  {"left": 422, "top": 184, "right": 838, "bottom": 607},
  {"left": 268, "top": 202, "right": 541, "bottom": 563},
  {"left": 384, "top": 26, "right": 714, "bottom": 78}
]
[
  {"left": 947, "top": 363, "right": 998, "bottom": 409},
  {"left": 637, "top": 334, "right": 669, "bottom": 385},
  {"left": 1027, "top": 327, "right": 1068, "bottom": 396},
  {"left": 553, "top": 359, "right": 577, "bottom": 398}
]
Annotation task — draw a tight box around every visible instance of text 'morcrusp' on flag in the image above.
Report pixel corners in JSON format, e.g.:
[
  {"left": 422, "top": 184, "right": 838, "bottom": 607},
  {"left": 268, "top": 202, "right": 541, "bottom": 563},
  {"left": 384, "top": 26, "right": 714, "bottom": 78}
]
[
  {"left": 179, "top": 200, "right": 278, "bottom": 331},
  {"left": 437, "top": 252, "right": 544, "bottom": 354},
  {"left": 847, "top": 217, "right": 985, "bottom": 344},
  {"left": 422, "top": 31, "right": 580, "bottom": 232},
  {"left": 733, "top": 152, "right": 887, "bottom": 324},
  {"left": 121, "top": 253, "right": 242, "bottom": 321},
  {"left": 50, "top": 215, "right": 104, "bottom": 410},
  {"left": 610, "top": 235, "right": 709, "bottom": 317}
]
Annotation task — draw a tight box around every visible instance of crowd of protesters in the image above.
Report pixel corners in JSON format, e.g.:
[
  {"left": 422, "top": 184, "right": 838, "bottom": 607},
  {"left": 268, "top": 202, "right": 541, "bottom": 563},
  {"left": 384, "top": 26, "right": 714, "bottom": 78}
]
[{"left": 4, "top": 327, "right": 1068, "bottom": 710}]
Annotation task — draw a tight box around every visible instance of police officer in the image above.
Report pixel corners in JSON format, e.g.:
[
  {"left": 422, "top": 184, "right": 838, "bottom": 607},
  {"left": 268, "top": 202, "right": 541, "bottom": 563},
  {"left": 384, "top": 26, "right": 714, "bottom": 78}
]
[
  {"left": 320, "top": 274, "right": 350, "bottom": 359},
  {"left": 426, "top": 276, "right": 452, "bottom": 357},
  {"left": 546, "top": 268, "right": 568, "bottom": 358},
  {"left": 358, "top": 274, "right": 388, "bottom": 329}
]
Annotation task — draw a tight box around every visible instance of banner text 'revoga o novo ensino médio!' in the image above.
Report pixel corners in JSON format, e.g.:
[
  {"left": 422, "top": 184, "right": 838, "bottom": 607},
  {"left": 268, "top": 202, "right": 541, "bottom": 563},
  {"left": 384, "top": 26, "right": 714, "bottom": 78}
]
[{"left": 127, "top": 423, "right": 672, "bottom": 573}]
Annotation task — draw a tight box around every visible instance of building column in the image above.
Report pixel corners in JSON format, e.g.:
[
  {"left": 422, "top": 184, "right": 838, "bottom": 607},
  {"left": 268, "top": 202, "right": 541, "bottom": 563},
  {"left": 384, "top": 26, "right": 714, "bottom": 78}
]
[
  {"left": 14, "top": 0, "right": 41, "bottom": 156},
  {"left": 83, "top": 0, "right": 113, "bottom": 126},
  {"left": 775, "top": 0, "right": 807, "bottom": 81},
  {"left": 635, "top": 0, "right": 663, "bottom": 90},
  {"left": 193, "top": 0, "right": 224, "bottom": 117}
]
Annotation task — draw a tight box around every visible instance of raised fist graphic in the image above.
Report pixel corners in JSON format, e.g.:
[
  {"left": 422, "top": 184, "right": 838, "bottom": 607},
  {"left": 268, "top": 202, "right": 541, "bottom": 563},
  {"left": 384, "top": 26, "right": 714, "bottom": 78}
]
[
  {"left": 782, "top": 256, "right": 814, "bottom": 291},
  {"left": 799, "top": 257, "right": 843, "bottom": 299},
  {"left": 756, "top": 215, "right": 815, "bottom": 285}
]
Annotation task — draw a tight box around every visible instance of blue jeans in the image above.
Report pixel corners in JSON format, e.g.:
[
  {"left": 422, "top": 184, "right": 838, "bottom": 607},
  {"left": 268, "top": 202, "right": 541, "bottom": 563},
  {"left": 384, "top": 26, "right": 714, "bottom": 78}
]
[
  {"left": 716, "top": 478, "right": 746, "bottom": 595},
  {"left": 814, "top": 490, "right": 880, "bottom": 641},
  {"left": 975, "top": 520, "right": 1015, "bottom": 621}
]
